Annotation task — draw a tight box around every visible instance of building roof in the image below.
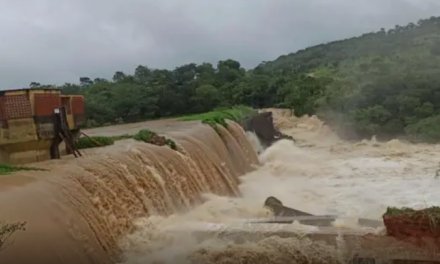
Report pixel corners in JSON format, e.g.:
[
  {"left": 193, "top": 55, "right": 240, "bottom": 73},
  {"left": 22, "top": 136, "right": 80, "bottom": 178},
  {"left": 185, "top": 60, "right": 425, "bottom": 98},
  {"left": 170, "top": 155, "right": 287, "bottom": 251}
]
[{"left": 3, "top": 87, "right": 61, "bottom": 92}]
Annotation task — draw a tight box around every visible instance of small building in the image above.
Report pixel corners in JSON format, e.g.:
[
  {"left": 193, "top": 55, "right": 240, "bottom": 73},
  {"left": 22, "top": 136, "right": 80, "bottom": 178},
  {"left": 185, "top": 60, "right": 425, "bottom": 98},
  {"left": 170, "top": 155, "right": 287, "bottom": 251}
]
[{"left": 0, "top": 88, "right": 85, "bottom": 164}]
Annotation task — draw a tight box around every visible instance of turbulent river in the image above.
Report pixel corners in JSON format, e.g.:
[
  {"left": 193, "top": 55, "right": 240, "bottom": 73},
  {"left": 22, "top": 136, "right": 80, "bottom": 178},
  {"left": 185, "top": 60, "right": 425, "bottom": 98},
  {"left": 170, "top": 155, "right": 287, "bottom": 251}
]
[{"left": 0, "top": 109, "right": 439, "bottom": 264}]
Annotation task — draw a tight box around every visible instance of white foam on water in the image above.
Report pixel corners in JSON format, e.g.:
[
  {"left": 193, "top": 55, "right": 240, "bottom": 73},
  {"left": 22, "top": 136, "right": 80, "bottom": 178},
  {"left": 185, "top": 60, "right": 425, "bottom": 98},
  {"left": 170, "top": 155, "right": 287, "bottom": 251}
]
[{"left": 121, "top": 109, "right": 440, "bottom": 264}]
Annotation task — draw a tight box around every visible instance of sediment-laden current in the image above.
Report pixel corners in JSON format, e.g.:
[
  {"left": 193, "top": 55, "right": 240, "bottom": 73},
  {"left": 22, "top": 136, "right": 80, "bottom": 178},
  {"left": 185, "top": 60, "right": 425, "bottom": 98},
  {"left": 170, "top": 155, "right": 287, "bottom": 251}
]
[
  {"left": 1, "top": 109, "right": 440, "bottom": 264},
  {"left": 0, "top": 121, "right": 258, "bottom": 264}
]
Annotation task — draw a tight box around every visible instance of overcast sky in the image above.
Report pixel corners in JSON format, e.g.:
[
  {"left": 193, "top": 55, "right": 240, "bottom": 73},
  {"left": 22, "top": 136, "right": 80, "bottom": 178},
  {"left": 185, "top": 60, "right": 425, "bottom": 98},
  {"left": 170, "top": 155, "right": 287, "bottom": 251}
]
[{"left": 0, "top": 0, "right": 439, "bottom": 88}]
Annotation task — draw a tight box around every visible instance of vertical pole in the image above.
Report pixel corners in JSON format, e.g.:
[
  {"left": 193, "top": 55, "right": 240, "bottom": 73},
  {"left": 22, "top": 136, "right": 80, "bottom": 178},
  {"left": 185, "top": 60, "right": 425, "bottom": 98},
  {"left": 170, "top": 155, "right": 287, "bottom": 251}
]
[{"left": 50, "top": 108, "right": 61, "bottom": 159}]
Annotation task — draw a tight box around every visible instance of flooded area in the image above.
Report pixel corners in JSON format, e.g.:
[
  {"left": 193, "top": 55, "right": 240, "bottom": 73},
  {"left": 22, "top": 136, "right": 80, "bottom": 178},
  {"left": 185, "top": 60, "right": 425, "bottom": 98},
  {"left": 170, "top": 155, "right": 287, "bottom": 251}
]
[{"left": 1, "top": 109, "right": 439, "bottom": 263}]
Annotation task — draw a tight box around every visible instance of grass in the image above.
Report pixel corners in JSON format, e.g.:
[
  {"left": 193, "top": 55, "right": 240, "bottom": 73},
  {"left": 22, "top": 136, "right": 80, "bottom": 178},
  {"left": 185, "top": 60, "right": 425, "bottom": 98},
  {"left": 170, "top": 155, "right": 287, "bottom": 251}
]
[
  {"left": 0, "top": 164, "right": 47, "bottom": 175},
  {"left": 75, "top": 130, "right": 177, "bottom": 150},
  {"left": 180, "top": 106, "right": 256, "bottom": 133},
  {"left": 75, "top": 136, "right": 117, "bottom": 149},
  {"left": 133, "top": 129, "right": 177, "bottom": 150},
  {"left": 76, "top": 107, "right": 255, "bottom": 149},
  {"left": 110, "top": 134, "right": 133, "bottom": 141},
  {"left": 385, "top": 206, "right": 440, "bottom": 217},
  {"left": 75, "top": 134, "right": 137, "bottom": 149},
  {"left": 385, "top": 207, "right": 418, "bottom": 216},
  {"left": 385, "top": 206, "right": 440, "bottom": 230}
]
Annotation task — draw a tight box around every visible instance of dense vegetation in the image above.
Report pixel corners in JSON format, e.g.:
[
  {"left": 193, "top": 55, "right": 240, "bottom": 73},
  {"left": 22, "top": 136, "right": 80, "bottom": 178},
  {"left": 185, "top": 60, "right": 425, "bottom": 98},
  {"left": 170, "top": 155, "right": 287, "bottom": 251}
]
[{"left": 31, "top": 16, "right": 440, "bottom": 143}]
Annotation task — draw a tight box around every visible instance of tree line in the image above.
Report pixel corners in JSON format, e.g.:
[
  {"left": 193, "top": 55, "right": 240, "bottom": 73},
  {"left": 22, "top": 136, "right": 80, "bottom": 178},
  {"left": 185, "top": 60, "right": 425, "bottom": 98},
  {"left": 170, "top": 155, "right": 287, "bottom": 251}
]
[{"left": 30, "top": 16, "right": 440, "bottom": 143}]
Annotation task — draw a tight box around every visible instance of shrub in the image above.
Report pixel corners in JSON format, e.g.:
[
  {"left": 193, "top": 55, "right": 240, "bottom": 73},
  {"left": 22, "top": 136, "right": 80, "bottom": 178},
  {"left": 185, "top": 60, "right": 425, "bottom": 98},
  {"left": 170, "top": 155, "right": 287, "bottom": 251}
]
[
  {"left": 133, "top": 129, "right": 177, "bottom": 150},
  {"left": 75, "top": 136, "right": 115, "bottom": 149},
  {"left": 405, "top": 115, "right": 440, "bottom": 143},
  {"left": 180, "top": 106, "right": 256, "bottom": 133},
  {"left": 111, "top": 134, "right": 133, "bottom": 141}
]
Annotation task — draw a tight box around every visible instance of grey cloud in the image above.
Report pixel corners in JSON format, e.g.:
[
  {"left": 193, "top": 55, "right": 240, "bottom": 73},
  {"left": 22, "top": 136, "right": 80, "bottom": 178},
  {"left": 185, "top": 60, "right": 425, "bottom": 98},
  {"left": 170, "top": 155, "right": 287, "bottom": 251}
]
[{"left": 0, "top": 0, "right": 439, "bottom": 88}]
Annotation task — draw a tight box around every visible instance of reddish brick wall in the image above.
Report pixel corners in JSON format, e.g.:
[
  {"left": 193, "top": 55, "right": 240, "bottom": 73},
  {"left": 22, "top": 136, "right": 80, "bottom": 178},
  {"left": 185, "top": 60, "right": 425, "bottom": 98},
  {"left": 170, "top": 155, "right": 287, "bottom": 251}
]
[
  {"left": 0, "top": 95, "right": 33, "bottom": 120},
  {"left": 72, "top": 97, "right": 85, "bottom": 115},
  {"left": 34, "top": 93, "right": 61, "bottom": 116}
]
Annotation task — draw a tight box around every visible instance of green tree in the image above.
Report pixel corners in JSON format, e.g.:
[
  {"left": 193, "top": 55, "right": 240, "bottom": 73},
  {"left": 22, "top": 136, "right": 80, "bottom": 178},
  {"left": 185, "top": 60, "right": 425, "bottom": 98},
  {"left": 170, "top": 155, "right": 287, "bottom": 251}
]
[{"left": 26, "top": 14, "right": 440, "bottom": 142}]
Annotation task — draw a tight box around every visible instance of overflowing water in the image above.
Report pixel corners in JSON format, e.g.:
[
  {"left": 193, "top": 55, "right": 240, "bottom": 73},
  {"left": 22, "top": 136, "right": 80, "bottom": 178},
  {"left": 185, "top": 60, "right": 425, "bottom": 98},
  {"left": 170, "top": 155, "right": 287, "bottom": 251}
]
[{"left": 0, "top": 109, "right": 439, "bottom": 264}]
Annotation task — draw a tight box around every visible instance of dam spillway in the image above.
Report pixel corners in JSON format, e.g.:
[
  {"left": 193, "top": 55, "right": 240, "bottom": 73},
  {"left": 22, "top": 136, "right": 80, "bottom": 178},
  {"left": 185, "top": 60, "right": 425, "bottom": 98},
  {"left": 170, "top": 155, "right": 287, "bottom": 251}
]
[{"left": 0, "top": 120, "right": 259, "bottom": 264}]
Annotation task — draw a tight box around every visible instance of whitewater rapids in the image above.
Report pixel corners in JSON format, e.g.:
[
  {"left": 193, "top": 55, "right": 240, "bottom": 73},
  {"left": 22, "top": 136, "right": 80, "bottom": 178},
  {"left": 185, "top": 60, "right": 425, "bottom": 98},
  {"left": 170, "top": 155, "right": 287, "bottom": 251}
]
[
  {"left": 120, "top": 109, "right": 440, "bottom": 263},
  {"left": 0, "top": 109, "right": 439, "bottom": 264}
]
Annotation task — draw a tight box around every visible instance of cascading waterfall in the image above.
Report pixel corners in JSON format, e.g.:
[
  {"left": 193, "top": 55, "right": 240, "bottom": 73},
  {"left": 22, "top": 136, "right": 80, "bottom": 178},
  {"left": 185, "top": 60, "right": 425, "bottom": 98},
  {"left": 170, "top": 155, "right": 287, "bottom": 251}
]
[
  {"left": 0, "top": 121, "right": 259, "bottom": 264},
  {"left": 2, "top": 110, "right": 440, "bottom": 264}
]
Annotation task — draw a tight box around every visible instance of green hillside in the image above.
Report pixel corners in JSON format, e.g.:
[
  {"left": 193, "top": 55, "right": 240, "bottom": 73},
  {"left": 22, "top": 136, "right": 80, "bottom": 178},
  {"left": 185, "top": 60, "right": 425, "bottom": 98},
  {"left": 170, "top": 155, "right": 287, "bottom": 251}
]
[
  {"left": 32, "top": 16, "right": 440, "bottom": 143},
  {"left": 260, "top": 16, "right": 440, "bottom": 73}
]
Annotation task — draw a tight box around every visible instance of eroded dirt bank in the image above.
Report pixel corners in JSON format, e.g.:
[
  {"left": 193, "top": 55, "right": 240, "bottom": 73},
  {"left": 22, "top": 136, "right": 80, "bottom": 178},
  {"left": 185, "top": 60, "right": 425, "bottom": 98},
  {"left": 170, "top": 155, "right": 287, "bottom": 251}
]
[{"left": 0, "top": 121, "right": 259, "bottom": 264}]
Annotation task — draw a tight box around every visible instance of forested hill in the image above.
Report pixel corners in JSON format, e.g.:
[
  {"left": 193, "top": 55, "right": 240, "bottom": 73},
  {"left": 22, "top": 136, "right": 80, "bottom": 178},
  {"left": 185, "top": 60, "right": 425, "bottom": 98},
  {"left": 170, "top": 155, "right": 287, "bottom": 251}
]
[
  {"left": 31, "top": 16, "right": 440, "bottom": 143},
  {"left": 259, "top": 16, "right": 440, "bottom": 73}
]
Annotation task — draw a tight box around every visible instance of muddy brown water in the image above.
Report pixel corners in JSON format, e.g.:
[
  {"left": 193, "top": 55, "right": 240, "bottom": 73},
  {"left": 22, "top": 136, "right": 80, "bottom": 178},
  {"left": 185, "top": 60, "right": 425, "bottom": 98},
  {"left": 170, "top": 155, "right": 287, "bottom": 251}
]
[
  {"left": 2, "top": 111, "right": 440, "bottom": 264},
  {"left": 0, "top": 120, "right": 259, "bottom": 264},
  {"left": 82, "top": 118, "right": 193, "bottom": 137}
]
